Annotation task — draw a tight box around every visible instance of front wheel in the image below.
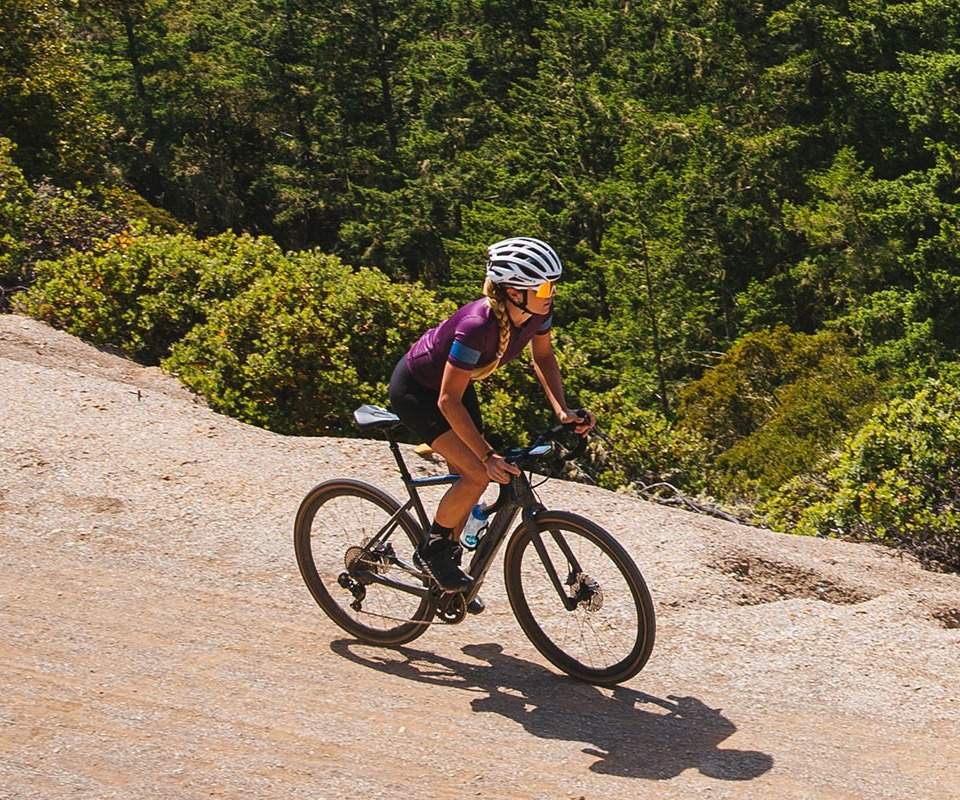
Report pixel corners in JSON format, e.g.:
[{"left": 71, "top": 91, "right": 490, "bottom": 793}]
[
  {"left": 294, "top": 479, "right": 433, "bottom": 645},
  {"left": 503, "top": 511, "right": 656, "bottom": 685}
]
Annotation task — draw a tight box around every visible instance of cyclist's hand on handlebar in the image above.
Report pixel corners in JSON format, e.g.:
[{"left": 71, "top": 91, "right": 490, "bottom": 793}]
[
  {"left": 559, "top": 407, "right": 596, "bottom": 435},
  {"left": 485, "top": 454, "right": 521, "bottom": 484}
]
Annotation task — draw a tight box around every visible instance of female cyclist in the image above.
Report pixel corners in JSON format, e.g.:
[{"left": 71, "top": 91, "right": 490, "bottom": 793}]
[{"left": 388, "top": 237, "right": 595, "bottom": 593}]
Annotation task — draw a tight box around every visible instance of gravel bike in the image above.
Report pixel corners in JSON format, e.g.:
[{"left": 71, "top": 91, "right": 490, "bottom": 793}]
[{"left": 294, "top": 404, "right": 656, "bottom": 685}]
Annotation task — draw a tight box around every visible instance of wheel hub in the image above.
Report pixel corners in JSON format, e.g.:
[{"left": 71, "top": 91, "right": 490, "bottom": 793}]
[
  {"left": 344, "top": 540, "right": 394, "bottom": 583},
  {"left": 569, "top": 572, "right": 603, "bottom": 611}
]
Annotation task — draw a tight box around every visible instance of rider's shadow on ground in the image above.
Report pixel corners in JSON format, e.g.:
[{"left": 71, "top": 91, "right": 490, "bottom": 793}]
[{"left": 330, "top": 640, "right": 773, "bottom": 781}]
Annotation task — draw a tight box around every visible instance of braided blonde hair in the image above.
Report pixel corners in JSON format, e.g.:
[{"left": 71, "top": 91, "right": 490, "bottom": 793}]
[{"left": 470, "top": 278, "right": 512, "bottom": 381}]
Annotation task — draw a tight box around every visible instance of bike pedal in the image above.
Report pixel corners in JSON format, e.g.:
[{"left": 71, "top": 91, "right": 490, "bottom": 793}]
[{"left": 466, "top": 596, "right": 485, "bottom": 615}]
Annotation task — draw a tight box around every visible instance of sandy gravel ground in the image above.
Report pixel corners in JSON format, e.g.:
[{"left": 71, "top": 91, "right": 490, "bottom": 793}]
[{"left": 2, "top": 313, "right": 960, "bottom": 800}]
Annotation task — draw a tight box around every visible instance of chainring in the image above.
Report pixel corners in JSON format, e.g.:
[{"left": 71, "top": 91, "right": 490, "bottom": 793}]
[{"left": 434, "top": 592, "right": 467, "bottom": 623}]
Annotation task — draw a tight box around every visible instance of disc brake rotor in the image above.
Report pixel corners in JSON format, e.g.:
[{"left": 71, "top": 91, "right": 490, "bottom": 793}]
[{"left": 571, "top": 572, "right": 603, "bottom": 612}]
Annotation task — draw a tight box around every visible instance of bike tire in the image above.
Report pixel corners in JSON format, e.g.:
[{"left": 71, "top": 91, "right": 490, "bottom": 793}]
[
  {"left": 294, "top": 479, "right": 433, "bottom": 645},
  {"left": 503, "top": 510, "right": 656, "bottom": 685}
]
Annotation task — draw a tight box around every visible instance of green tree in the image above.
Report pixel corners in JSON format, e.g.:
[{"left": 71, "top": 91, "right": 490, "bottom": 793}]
[{"left": 0, "top": 0, "right": 109, "bottom": 180}]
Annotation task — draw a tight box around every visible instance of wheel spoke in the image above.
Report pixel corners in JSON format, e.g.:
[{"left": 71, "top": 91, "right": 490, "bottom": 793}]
[
  {"left": 504, "top": 512, "right": 655, "bottom": 685},
  {"left": 294, "top": 480, "right": 433, "bottom": 645}
]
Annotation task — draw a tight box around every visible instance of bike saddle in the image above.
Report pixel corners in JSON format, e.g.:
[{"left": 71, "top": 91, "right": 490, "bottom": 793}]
[{"left": 353, "top": 404, "right": 401, "bottom": 431}]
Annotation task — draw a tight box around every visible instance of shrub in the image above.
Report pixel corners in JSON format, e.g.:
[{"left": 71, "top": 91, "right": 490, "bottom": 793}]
[
  {"left": 16, "top": 230, "right": 282, "bottom": 362},
  {"left": 590, "top": 391, "right": 711, "bottom": 495},
  {"left": 713, "top": 355, "right": 882, "bottom": 500},
  {"left": 0, "top": 138, "right": 33, "bottom": 303},
  {"left": 677, "top": 326, "right": 883, "bottom": 503},
  {"left": 767, "top": 381, "right": 960, "bottom": 571},
  {"left": 1, "top": 137, "right": 178, "bottom": 310},
  {"left": 164, "top": 253, "right": 453, "bottom": 435}
]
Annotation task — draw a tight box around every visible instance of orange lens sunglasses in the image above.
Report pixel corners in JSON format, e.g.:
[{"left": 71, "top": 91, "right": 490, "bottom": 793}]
[{"left": 534, "top": 281, "right": 557, "bottom": 298}]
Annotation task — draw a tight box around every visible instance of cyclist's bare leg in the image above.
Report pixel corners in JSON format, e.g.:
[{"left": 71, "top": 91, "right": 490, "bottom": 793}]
[{"left": 428, "top": 429, "right": 488, "bottom": 534}]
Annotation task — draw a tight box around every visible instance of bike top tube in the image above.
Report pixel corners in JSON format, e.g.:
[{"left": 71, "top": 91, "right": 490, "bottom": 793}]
[
  {"left": 408, "top": 467, "right": 531, "bottom": 516},
  {"left": 352, "top": 402, "right": 586, "bottom": 523}
]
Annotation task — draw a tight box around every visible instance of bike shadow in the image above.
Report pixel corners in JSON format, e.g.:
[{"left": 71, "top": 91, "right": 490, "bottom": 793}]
[{"left": 330, "top": 639, "right": 773, "bottom": 781}]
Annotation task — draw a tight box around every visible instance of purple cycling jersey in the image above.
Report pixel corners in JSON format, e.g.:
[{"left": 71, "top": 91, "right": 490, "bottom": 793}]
[{"left": 405, "top": 298, "right": 552, "bottom": 390}]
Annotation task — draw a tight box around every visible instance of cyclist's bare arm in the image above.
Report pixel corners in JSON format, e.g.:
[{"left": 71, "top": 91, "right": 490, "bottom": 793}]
[
  {"left": 530, "top": 331, "right": 595, "bottom": 434},
  {"left": 437, "top": 362, "right": 519, "bottom": 481}
]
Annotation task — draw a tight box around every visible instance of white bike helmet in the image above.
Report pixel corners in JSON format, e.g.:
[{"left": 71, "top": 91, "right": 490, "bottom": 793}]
[{"left": 485, "top": 237, "right": 563, "bottom": 288}]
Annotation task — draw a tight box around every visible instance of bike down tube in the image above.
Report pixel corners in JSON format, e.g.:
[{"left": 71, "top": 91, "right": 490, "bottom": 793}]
[
  {"left": 464, "top": 502, "right": 519, "bottom": 595},
  {"left": 463, "top": 472, "right": 539, "bottom": 602}
]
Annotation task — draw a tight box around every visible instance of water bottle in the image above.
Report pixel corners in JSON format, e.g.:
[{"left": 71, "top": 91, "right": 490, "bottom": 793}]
[{"left": 459, "top": 504, "right": 488, "bottom": 550}]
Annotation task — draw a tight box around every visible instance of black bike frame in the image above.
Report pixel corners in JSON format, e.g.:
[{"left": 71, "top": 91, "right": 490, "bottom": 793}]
[{"left": 378, "top": 433, "right": 548, "bottom": 607}]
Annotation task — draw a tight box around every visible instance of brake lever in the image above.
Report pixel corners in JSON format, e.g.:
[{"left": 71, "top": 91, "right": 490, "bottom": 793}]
[{"left": 547, "top": 409, "right": 590, "bottom": 462}]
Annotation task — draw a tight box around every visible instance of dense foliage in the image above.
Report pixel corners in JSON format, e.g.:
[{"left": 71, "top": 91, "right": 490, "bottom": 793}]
[
  {"left": 3, "top": 0, "right": 960, "bottom": 568},
  {"left": 165, "top": 256, "right": 453, "bottom": 433},
  {"left": 765, "top": 381, "right": 960, "bottom": 573}
]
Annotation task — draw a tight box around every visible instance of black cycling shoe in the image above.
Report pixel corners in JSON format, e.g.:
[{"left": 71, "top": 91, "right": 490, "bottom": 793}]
[{"left": 414, "top": 538, "right": 475, "bottom": 593}]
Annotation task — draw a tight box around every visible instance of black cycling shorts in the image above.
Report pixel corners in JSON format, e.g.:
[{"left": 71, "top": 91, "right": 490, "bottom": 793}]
[{"left": 388, "top": 357, "right": 483, "bottom": 446}]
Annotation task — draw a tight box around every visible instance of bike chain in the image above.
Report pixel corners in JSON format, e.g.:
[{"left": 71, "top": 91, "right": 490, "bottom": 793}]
[
  {"left": 349, "top": 595, "right": 464, "bottom": 627},
  {"left": 342, "top": 563, "right": 467, "bottom": 626}
]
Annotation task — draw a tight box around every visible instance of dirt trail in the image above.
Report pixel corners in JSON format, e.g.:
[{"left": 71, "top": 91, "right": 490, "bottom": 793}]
[{"left": 2, "top": 313, "right": 959, "bottom": 800}]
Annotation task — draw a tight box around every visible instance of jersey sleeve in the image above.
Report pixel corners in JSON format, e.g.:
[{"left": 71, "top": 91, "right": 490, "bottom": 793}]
[
  {"left": 535, "top": 313, "right": 553, "bottom": 335},
  {"left": 447, "top": 313, "right": 495, "bottom": 370}
]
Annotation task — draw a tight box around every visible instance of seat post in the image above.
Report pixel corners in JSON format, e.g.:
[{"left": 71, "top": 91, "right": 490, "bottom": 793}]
[{"left": 387, "top": 434, "right": 414, "bottom": 484}]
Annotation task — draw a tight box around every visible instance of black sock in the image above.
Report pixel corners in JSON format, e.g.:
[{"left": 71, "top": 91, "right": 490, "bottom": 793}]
[{"left": 427, "top": 521, "right": 455, "bottom": 544}]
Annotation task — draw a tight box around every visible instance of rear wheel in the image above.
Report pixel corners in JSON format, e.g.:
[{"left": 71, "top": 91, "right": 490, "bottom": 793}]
[
  {"left": 294, "top": 479, "right": 433, "bottom": 645},
  {"left": 503, "top": 511, "right": 655, "bottom": 685}
]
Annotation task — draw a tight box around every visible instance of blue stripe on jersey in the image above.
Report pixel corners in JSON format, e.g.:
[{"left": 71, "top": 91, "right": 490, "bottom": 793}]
[
  {"left": 450, "top": 339, "right": 482, "bottom": 365},
  {"left": 538, "top": 315, "right": 553, "bottom": 333}
]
